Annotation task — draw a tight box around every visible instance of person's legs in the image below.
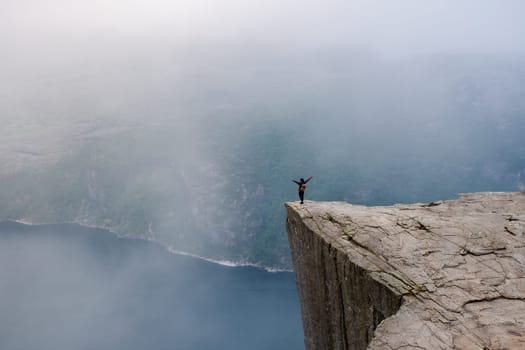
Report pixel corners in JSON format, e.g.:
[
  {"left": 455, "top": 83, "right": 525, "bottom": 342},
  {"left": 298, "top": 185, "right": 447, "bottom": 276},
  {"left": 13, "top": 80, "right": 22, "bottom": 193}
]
[{"left": 299, "top": 191, "right": 304, "bottom": 204}]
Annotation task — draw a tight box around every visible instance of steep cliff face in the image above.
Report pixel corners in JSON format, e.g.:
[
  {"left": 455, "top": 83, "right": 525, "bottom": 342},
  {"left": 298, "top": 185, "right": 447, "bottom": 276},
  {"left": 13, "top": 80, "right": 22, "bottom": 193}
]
[{"left": 286, "top": 192, "right": 525, "bottom": 350}]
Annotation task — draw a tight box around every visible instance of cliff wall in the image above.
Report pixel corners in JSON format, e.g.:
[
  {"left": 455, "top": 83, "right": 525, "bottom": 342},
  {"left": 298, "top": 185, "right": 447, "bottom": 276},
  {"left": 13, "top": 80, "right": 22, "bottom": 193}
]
[{"left": 286, "top": 192, "right": 525, "bottom": 350}]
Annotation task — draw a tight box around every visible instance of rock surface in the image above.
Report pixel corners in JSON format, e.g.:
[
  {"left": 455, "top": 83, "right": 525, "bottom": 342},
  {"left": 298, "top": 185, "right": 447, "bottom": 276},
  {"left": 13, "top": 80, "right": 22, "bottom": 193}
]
[{"left": 285, "top": 192, "right": 525, "bottom": 350}]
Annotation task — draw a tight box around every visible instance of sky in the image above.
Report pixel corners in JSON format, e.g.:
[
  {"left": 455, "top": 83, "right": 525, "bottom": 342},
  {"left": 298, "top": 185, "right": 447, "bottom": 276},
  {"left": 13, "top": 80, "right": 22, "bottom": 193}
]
[
  {"left": 4, "top": 1, "right": 525, "bottom": 68},
  {"left": 3, "top": 1, "right": 525, "bottom": 120},
  {"left": 1, "top": 0, "right": 525, "bottom": 265},
  {"left": 3, "top": 0, "right": 525, "bottom": 188},
  {"left": 3, "top": 0, "right": 525, "bottom": 123},
  {"left": 1, "top": 3, "right": 524, "bottom": 345}
]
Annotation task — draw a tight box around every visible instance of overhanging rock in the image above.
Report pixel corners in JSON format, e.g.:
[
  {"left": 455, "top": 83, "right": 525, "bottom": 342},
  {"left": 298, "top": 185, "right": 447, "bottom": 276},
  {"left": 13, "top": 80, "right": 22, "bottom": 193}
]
[{"left": 285, "top": 192, "right": 525, "bottom": 350}]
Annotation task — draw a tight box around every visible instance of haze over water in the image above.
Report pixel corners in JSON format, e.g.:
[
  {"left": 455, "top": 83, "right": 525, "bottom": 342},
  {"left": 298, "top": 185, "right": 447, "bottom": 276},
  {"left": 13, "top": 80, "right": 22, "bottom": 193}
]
[
  {"left": 2, "top": 2, "right": 525, "bottom": 347},
  {"left": 0, "top": 222, "right": 304, "bottom": 350},
  {"left": 2, "top": 1, "right": 525, "bottom": 268}
]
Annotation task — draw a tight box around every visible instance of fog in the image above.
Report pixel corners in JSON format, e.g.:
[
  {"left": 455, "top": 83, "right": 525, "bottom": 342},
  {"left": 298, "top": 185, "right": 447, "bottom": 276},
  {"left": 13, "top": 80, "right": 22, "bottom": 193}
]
[
  {"left": 4, "top": 0, "right": 525, "bottom": 58},
  {"left": 2, "top": 1, "right": 525, "bottom": 267},
  {"left": 0, "top": 222, "right": 303, "bottom": 349},
  {"left": 4, "top": 1, "right": 525, "bottom": 94}
]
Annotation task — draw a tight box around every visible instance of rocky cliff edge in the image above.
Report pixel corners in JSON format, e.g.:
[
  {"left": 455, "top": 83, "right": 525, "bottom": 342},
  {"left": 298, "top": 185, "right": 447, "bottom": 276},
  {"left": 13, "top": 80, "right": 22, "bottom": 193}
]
[{"left": 285, "top": 192, "right": 525, "bottom": 350}]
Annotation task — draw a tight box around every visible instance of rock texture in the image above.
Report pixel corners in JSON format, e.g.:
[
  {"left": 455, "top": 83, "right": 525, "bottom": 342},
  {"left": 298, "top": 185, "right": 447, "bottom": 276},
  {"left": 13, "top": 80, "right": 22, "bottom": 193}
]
[{"left": 285, "top": 192, "right": 525, "bottom": 350}]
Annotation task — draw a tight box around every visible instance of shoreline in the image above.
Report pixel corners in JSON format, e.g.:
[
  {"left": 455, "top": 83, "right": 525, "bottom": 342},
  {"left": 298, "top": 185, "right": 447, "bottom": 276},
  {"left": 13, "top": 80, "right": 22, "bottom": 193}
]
[{"left": 5, "top": 219, "right": 292, "bottom": 273}]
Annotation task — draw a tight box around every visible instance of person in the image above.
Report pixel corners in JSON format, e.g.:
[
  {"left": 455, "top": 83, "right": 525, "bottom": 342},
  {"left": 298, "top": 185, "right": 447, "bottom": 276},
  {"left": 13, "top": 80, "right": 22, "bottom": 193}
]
[{"left": 292, "top": 176, "right": 313, "bottom": 204}]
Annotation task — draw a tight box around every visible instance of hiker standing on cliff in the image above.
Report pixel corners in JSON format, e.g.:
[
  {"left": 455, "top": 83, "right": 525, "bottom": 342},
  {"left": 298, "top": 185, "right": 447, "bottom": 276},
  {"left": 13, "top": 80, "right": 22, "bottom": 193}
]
[{"left": 292, "top": 176, "right": 313, "bottom": 204}]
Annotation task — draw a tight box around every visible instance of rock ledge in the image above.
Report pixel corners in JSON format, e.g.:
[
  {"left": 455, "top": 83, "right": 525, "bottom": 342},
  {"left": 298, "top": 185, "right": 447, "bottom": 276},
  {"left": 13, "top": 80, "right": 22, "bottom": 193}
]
[{"left": 285, "top": 192, "right": 525, "bottom": 350}]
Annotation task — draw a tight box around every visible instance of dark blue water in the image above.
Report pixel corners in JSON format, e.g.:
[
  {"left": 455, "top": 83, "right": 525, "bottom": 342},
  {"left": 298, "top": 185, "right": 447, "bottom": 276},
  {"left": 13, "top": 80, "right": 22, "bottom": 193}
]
[{"left": 0, "top": 221, "right": 304, "bottom": 350}]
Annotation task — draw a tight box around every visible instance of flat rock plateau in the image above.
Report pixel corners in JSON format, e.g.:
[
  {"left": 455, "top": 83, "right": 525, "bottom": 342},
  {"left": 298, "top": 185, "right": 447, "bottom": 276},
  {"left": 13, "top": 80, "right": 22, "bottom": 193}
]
[{"left": 285, "top": 192, "right": 525, "bottom": 350}]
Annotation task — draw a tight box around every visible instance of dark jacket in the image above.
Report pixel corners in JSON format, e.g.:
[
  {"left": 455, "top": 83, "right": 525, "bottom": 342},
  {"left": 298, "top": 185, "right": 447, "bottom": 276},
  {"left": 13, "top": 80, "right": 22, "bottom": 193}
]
[{"left": 292, "top": 176, "right": 312, "bottom": 193}]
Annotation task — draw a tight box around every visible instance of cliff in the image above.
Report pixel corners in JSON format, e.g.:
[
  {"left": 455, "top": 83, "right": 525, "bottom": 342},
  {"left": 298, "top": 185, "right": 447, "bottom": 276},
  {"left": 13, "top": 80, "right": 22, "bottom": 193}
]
[{"left": 285, "top": 192, "right": 525, "bottom": 350}]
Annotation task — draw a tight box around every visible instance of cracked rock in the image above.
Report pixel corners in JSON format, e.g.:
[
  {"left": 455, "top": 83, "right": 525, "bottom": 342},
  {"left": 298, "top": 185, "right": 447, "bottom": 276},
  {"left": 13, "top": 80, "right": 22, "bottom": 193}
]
[{"left": 285, "top": 192, "right": 525, "bottom": 350}]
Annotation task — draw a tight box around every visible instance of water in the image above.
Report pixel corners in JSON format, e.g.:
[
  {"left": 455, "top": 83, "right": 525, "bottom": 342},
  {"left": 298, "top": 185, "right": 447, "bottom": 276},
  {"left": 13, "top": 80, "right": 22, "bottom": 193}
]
[{"left": 0, "top": 221, "right": 304, "bottom": 350}]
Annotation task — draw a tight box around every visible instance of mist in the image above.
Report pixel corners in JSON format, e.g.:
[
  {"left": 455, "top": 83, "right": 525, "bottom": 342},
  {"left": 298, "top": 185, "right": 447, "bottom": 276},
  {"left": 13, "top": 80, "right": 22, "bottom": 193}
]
[
  {"left": 0, "top": 222, "right": 303, "bottom": 349},
  {"left": 2, "top": 1, "right": 525, "bottom": 268}
]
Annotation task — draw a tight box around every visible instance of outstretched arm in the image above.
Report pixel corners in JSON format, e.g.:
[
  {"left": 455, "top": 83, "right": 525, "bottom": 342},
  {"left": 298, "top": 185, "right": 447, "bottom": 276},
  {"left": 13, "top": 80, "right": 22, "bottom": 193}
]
[
  {"left": 305, "top": 176, "right": 313, "bottom": 183},
  {"left": 292, "top": 179, "right": 300, "bottom": 185}
]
